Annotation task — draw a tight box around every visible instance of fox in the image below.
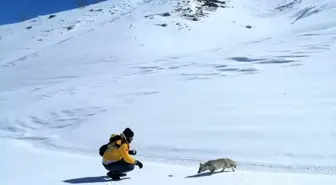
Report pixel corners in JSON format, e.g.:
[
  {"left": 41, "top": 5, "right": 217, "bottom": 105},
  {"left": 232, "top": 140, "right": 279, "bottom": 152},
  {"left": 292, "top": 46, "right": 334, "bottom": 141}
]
[{"left": 197, "top": 158, "right": 237, "bottom": 175}]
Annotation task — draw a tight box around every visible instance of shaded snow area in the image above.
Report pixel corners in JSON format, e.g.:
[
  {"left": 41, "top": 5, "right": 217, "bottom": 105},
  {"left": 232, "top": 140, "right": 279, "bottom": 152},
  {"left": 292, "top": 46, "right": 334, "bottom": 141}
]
[{"left": 1, "top": 0, "right": 336, "bottom": 184}]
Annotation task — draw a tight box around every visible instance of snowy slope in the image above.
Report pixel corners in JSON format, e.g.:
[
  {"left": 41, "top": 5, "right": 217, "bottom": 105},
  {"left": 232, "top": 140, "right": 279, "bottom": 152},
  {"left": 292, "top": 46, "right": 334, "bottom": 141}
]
[{"left": 1, "top": 0, "right": 336, "bottom": 183}]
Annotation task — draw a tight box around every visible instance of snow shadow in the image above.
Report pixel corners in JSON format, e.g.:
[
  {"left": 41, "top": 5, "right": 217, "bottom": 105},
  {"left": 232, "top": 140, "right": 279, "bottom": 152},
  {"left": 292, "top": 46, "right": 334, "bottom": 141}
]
[
  {"left": 229, "top": 57, "right": 266, "bottom": 62},
  {"left": 63, "top": 176, "right": 130, "bottom": 184},
  {"left": 274, "top": 0, "right": 302, "bottom": 11},
  {"left": 185, "top": 171, "right": 229, "bottom": 178}
]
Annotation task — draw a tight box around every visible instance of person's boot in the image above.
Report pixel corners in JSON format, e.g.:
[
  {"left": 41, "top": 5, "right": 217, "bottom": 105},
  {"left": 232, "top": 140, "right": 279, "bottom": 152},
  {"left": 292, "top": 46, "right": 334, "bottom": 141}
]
[
  {"left": 106, "top": 171, "right": 113, "bottom": 177},
  {"left": 111, "top": 174, "right": 121, "bottom": 181},
  {"left": 107, "top": 171, "right": 123, "bottom": 180},
  {"left": 118, "top": 173, "right": 127, "bottom": 177}
]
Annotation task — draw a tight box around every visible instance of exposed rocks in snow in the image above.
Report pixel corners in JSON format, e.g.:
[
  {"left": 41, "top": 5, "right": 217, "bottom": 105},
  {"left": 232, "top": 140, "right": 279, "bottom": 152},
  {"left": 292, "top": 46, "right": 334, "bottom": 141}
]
[
  {"left": 90, "top": 8, "right": 103, "bottom": 12},
  {"left": 175, "top": 22, "right": 191, "bottom": 30},
  {"left": 66, "top": 25, "right": 75, "bottom": 31},
  {"left": 203, "top": 2, "right": 219, "bottom": 8},
  {"left": 107, "top": 10, "right": 115, "bottom": 14},
  {"left": 161, "top": 12, "right": 171, "bottom": 17},
  {"left": 132, "top": 0, "right": 230, "bottom": 31},
  {"left": 144, "top": 15, "right": 155, "bottom": 19},
  {"left": 154, "top": 23, "right": 168, "bottom": 27},
  {"left": 201, "top": 0, "right": 227, "bottom": 7},
  {"left": 143, "top": 0, "right": 230, "bottom": 22},
  {"left": 26, "top": 26, "right": 32, "bottom": 30},
  {"left": 48, "top": 15, "right": 56, "bottom": 19},
  {"left": 160, "top": 23, "right": 168, "bottom": 27},
  {"left": 173, "top": 0, "right": 230, "bottom": 21},
  {"left": 246, "top": 25, "right": 252, "bottom": 29},
  {"left": 145, "top": 12, "right": 171, "bottom": 20}
]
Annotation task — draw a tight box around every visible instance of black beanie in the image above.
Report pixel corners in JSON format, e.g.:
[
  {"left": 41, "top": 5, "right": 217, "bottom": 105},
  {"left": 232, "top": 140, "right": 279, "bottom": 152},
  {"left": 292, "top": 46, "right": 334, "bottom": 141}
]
[{"left": 123, "top": 128, "right": 134, "bottom": 138}]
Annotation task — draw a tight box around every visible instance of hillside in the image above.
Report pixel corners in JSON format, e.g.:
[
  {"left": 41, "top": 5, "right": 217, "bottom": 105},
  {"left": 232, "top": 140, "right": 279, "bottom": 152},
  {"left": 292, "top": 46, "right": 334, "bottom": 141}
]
[{"left": 1, "top": 0, "right": 336, "bottom": 184}]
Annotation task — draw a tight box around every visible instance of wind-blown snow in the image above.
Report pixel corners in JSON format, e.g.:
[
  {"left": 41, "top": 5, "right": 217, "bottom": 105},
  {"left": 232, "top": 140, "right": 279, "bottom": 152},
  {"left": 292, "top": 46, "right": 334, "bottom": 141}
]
[{"left": 1, "top": 0, "right": 336, "bottom": 184}]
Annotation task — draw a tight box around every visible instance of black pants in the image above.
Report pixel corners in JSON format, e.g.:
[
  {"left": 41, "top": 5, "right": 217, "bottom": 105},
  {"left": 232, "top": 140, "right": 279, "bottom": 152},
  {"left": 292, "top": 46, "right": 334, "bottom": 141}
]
[{"left": 103, "top": 159, "right": 135, "bottom": 174}]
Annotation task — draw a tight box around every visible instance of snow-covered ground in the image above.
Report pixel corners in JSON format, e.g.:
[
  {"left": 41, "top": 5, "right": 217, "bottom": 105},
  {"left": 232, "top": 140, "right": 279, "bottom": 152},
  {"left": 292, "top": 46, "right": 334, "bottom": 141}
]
[
  {"left": 1, "top": 0, "right": 336, "bottom": 184},
  {"left": 3, "top": 138, "right": 336, "bottom": 185}
]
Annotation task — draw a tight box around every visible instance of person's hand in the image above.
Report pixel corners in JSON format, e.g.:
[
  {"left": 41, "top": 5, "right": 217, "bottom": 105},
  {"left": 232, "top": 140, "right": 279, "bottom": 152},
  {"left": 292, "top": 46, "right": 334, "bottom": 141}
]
[
  {"left": 129, "top": 149, "right": 137, "bottom": 155},
  {"left": 135, "top": 160, "right": 143, "bottom": 169}
]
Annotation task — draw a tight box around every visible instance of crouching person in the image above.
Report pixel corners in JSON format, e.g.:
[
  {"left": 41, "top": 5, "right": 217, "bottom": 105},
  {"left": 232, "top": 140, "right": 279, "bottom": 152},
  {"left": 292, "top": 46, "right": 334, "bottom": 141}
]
[{"left": 102, "top": 128, "right": 143, "bottom": 180}]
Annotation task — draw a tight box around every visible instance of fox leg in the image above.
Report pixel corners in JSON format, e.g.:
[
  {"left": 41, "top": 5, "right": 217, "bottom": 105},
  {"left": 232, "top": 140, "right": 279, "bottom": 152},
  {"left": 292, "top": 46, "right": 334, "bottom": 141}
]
[
  {"left": 209, "top": 164, "right": 217, "bottom": 175},
  {"left": 231, "top": 166, "right": 235, "bottom": 172},
  {"left": 210, "top": 165, "right": 216, "bottom": 175},
  {"left": 220, "top": 167, "right": 225, "bottom": 172}
]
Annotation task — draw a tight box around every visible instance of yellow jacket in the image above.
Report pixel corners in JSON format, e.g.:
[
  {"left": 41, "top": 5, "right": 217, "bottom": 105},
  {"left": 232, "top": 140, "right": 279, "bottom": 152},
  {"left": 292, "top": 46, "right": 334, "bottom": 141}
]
[{"left": 102, "top": 134, "right": 135, "bottom": 165}]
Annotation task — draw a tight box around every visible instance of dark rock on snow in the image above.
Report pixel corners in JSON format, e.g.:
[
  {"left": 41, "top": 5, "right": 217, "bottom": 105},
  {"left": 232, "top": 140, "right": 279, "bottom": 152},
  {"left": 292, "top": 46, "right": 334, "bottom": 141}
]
[{"left": 48, "top": 15, "right": 56, "bottom": 19}]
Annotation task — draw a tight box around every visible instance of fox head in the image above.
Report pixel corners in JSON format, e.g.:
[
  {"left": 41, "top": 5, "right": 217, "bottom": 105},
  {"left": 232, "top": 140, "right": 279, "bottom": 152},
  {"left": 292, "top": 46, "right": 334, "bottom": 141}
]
[{"left": 198, "top": 163, "right": 207, "bottom": 173}]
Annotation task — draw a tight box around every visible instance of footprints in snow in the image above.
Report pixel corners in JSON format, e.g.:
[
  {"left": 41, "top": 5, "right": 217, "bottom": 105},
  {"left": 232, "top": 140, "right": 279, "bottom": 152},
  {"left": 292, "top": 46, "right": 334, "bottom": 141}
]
[
  {"left": 229, "top": 57, "right": 297, "bottom": 64},
  {"left": 0, "top": 107, "right": 108, "bottom": 139},
  {"left": 132, "top": 59, "right": 258, "bottom": 81},
  {"left": 180, "top": 65, "right": 258, "bottom": 80},
  {"left": 1, "top": 52, "right": 39, "bottom": 67}
]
